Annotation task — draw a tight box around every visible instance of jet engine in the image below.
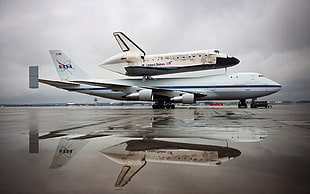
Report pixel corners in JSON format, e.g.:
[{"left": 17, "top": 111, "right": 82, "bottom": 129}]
[
  {"left": 126, "top": 89, "right": 153, "bottom": 101},
  {"left": 171, "top": 93, "right": 195, "bottom": 104}
]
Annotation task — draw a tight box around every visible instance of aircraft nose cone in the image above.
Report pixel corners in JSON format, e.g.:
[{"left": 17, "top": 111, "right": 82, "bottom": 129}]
[{"left": 230, "top": 57, "right": 240, "bottom": 65}]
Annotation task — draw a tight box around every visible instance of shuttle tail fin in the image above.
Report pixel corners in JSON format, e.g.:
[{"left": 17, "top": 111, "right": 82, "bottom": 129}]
[
  {"left": 115, "top": 162, "right": 146, "bottom": 187},
  {"left": 49, "top": 50, "right": 91, "bottom": 81},
  {"left": 113, "top": 32, "right": 145, "bottom": 56}
]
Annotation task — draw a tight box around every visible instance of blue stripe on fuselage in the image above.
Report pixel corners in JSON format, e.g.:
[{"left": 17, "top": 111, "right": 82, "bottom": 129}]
[
  {"left": 64, "top": 85, "right": 281, "bottom": 91},
  {"left": 155, "top": 85, "right": 281, "bottom": 89}
]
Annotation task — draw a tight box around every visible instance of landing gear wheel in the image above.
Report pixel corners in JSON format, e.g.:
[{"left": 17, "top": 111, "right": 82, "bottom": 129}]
[
  {"left": 152, "top": 102, "right": 175, "bottom": 109},
  {"left": 250, "top": 98, "right": 257, "bottom": 108},
  {"left": 238, "top": 99, "right": 248, "bottom": 108},
  {"left": 165, "top": 103, "right": 175, "bottom": 109}
]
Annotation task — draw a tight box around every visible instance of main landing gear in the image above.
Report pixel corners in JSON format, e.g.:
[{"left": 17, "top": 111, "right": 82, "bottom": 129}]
[
  {"left": 152, "top": 101, "right": 175, "bottom": 109},
  {"left": 238, "top": 99, "right": 248, "bottom": 108}
]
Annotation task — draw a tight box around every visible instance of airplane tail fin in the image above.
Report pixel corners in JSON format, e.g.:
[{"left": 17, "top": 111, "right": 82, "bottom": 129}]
[
  {"left": 113, "top": 32, "right": 145, "bottom": 56},
  {"left": 49, "top": 50, "right": 91, "bottom": 81},
  {"left": 50, "top": 138, "right": 88, "bottom": 169}
]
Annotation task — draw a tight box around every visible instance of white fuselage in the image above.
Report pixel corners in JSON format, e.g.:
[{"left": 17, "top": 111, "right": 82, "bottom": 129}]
[
  {"left": 101, "top": 32, "right": 239, "bottom": 76},
  {"left": 100, "top": 49, "right": 239, "bottom": 76},
  {"left": 101, "top": 140, "right": 241, "bottom": 167},
  {"left": 65, "top": 72, "right": 281, "bottom": 102}
]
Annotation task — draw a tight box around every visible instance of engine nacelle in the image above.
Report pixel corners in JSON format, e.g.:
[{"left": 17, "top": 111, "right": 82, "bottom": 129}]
[
  {"left": 171, "top": 93, "right": 195, "bottom": 104},
  {"left": 126, "top": 89, "right": 153, "bottom": 101}
]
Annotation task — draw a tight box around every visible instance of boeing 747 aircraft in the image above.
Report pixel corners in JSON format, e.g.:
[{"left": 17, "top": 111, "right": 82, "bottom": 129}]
[
  {"left": 99, "top": 32, "right": 240, "bottom": 77},
  {"left": 29, "top": 50, "right": 281, "bottom": 109}
]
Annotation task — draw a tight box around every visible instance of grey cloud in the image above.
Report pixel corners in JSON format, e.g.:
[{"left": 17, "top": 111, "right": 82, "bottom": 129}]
[{"left": 0, "top": 0, "right": 309, "bottom": 103}]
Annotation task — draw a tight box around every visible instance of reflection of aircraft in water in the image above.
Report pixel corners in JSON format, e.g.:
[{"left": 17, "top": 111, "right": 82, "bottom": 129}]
[
  {"left": 29, "top": 108, "right": 267, "bottom": 154},
  {"left": 28, "top": 108, "right": 264, "bottom": 187},
  {"left": 102, "top": 139, "right": 241, "bottom": 187},
  {"left": 39, "top": 138, "right": 241, "bottom": 187},
  {"left": 49, "top": 138, "right": 88, "bottom": 169}
]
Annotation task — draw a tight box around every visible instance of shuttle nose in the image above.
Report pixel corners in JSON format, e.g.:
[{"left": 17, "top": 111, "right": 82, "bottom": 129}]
[
  {"left": 216, "top": 56, "right": 240, "bottom": 67},
  {"left": 229, "top": 57, "right": 240, "bottom": 65}
]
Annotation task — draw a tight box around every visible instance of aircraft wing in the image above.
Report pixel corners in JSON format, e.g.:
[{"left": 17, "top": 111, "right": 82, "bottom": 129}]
[
  {"left": 74, "top": 80, "right": 207, "bottom": 98},
  {"left": 73, "top": 80, "right": 139, "bottom": 93},
  {"left": 39, "top": 79, "right": 80, "bottom": 88},
  {"left": 141, "top": 86, "right": 208, "bottom": 98}
]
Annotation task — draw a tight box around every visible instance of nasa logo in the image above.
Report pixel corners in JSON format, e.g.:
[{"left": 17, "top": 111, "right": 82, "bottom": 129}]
[
  {"left": 56, "top": 59, "right": 73, "bottom": 69},
  {"left": 57, "top": 147, "right": 74, "bottom": 159}
]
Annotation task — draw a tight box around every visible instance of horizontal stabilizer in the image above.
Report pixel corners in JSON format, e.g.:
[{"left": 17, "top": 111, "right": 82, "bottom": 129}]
[
  {"left": 29, "top": 129, "right": 39, "bottom": 153},
  {"left": 29, "top": 66, "right": 39, "bottom": 88}
]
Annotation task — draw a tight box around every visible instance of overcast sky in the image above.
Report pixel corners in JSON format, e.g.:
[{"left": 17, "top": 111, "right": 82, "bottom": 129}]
[{"left": 0, "top": 0, "right": 309, "bottom": 103}]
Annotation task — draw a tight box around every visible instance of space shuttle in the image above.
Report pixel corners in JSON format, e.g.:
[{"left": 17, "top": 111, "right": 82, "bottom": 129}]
[{"left": 100, "top": 32, "right": 240, "bottom": 77}]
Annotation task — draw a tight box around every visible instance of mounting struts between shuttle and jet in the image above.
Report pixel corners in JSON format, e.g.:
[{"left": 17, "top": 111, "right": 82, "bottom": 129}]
[{"left": 29, "top": 32, "right": 281, "bottom": 108}]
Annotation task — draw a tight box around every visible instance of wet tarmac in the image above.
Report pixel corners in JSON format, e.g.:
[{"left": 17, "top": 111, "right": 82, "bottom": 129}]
[{"left": 0, "top": 104, "right": 309, "bottom": 194}]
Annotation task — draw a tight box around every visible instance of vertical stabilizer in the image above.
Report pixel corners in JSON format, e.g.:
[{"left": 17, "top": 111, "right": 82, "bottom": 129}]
[
  {"left": 115, "top": 162, "right": 146, "bottom": 187},
  {"left": 49, "top": 50, "right": 91, "bottom": 81},
  {"left": 50, "top": 138, "right": 88, "bottom": 169},
  {"left": 113, "top": 32, "right": 145, "bottom": 56}
]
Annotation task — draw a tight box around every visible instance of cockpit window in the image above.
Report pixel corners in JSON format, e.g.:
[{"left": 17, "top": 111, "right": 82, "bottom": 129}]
[
  {"left": 258, "top": 75, "right": 264, "bottom": 77},
  {"left": 214, "top": 50, "right": 220, "bottom": 54}
]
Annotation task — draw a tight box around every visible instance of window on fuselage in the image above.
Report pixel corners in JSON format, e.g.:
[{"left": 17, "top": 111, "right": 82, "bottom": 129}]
[{"left": 258, "top": 75, "right": 264, "bottom": 77}]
